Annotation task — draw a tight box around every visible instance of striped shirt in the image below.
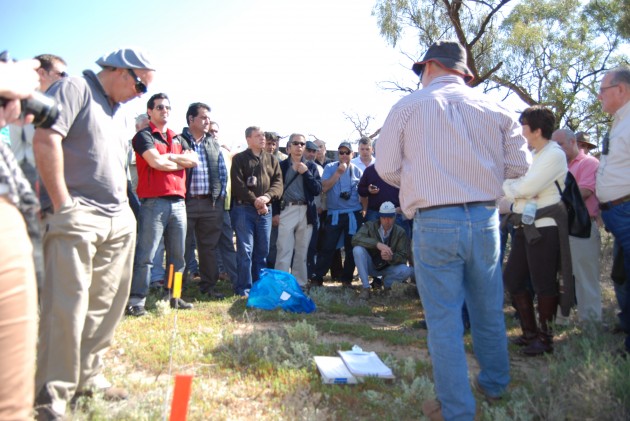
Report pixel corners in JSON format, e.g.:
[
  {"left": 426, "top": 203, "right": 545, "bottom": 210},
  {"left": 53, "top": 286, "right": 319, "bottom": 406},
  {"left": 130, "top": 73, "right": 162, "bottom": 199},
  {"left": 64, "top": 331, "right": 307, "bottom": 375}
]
[{"left": 375, "top": 75, "right": 531, "bottom": 219}]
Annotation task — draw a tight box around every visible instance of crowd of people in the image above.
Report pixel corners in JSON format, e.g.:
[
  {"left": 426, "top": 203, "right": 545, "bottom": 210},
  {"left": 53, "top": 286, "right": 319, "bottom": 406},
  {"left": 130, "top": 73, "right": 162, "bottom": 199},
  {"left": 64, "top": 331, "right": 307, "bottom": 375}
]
[{"left": 1, "top": 39, "right": 629, "bottom": 421}]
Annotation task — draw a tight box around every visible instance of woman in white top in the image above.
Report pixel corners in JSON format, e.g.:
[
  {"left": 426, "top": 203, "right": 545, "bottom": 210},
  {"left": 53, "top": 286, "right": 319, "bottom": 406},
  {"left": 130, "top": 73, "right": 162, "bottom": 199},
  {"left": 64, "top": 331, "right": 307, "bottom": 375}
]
[{"left": 502, "top": 106, "right": 568, "bottom": 356}]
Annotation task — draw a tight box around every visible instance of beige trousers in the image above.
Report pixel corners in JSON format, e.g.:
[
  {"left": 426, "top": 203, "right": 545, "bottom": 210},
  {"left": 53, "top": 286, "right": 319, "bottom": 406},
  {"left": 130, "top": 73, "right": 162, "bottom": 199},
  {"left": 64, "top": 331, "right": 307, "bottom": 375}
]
[
  {"left": 35, "top": 199, "right": 135, "bottom": 414},
  {"left": 0, "top": 200, "right": 37, "bottom": 421},
  {"left": 275, "top": 204, "right": 312, "bottom": 286}
]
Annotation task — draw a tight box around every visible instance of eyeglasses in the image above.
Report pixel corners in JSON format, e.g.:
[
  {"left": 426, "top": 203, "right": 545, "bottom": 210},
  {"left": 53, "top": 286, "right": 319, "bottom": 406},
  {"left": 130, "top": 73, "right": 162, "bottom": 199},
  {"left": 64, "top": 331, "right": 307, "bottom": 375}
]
[
  {"left": 602, "top": 132, "right": 610, "bottom": 155},
  {"left": 154, "top": 104, "right": 171, "bottom": 111},
  {"left": 127, "top": 68, "right": 147, "bottom": 94},
  {"left": 599, "top": 84, "right": 619, "bottom": 95},
  {"left": 338, "top": 150, "right": 351, "bottom": 155},
  {"left": 292, "top": 142, "right": 305, "bottom": 146}
]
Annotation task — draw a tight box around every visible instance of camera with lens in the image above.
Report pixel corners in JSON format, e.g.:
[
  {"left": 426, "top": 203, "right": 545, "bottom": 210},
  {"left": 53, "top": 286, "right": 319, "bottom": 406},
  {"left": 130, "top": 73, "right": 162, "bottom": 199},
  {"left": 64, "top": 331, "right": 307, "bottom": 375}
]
[
  {"left": 339, "top": 191, "right": 351, "bottom": 201},
  {"left": 0, "top": 51, "right": 62, "bottom": 129}
]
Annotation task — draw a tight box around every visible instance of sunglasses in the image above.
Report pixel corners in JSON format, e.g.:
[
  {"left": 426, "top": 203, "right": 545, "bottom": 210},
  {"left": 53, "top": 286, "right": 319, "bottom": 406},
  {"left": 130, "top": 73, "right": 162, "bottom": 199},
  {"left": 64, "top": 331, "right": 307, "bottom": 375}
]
[
  {"left": 292, "top": 142, "right": 305, "bottom": 146},
  {"left": 127, "top": 68, "right": 147, "bottom": 94},
  {"left": 338, "top": 150, "right": 351, "bottom": 155},
  {"left": 154, "top": 104, "right": 171, "bottom": 111}
]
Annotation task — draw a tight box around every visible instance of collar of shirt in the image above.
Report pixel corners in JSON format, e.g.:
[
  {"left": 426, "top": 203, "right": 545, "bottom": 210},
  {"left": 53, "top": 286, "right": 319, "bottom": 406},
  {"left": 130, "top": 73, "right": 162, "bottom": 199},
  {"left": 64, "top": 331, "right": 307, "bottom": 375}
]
[
  {"left": 425, "top": 75, "right": 467, "bottom": 90},
  {"left": 149, "top": 121, "right": 176, "bottom": 143},
  {"left": 614, "top": 100, "right": 630, "bottom": 129},
  {"left": 378, "top": 224, "right": 391, "bottom": 242}
]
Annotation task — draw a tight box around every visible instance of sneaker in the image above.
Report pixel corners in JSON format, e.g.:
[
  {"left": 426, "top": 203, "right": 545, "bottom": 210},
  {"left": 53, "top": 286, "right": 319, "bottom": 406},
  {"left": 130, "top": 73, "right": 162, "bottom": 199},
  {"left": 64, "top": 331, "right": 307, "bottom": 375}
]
[
  {"left": 125, "top": 305, "right": 146, "bottom": 317},
  {"left": 359, "top": 288, "right": 371, "bottom": 300},
  {"left": 371, "top": 277, "right": 383, "bottom": 290},
  {"left": 422, "top": 399, "right": 444, "bottom": 421},
  {"left": 170, "top": 297, "right": 193, "bottom": 310}
]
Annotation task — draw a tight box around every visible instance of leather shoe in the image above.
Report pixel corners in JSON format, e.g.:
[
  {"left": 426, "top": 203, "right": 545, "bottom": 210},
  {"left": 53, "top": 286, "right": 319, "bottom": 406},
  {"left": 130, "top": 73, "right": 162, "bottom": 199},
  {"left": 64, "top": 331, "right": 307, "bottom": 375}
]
[
  {"left": 125, "top": 305, "right": 146, "bottom": 317},
  {"left": 422, "top": 399, "right": 444, "bottom": 421},
  {"left": 170, "top": 297, "right": 193, "bottom": 310},
  {"left": 201, "top": 288, "right": 225, "bottom": 299},
  {"left": 473, "top": 375, "right": 502, "bottom": 403}
]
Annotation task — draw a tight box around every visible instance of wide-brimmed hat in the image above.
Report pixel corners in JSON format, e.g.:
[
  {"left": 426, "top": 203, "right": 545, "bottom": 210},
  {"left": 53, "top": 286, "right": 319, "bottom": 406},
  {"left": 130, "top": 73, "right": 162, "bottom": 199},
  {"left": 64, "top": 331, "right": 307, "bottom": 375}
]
[
  {"left": 576, "top": 131, "right": 597, "bottom": 150},
  {"left": 379, "top": 201, "right": 396, "bottom": 218},
  {"left": 96, "top": 48, "right": 155, "bottom": 70},
  {"left": 412, "top": 40, "right": 473, "bottom": 83}
]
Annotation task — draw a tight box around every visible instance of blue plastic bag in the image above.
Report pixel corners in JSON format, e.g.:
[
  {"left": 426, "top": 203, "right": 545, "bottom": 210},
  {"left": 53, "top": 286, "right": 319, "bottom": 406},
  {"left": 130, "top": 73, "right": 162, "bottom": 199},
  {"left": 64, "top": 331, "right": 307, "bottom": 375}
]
[{"left": 246, "top": 269, "right": 316, "bottom": 313}]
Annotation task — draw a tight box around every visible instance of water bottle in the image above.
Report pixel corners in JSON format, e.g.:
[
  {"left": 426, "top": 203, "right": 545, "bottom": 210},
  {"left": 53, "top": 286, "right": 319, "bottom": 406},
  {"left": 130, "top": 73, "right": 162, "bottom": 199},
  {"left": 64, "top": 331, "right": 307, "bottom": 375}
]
[{"left": 522, "top": 201, "right": 537, "bottom": 225}]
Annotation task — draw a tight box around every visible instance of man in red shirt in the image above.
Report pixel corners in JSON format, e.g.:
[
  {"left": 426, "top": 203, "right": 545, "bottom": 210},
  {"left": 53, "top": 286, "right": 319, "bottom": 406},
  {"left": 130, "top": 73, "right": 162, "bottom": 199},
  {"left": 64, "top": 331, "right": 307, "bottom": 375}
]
[{"left": 127, "top": 93, "right": 198, "bottom": 316}]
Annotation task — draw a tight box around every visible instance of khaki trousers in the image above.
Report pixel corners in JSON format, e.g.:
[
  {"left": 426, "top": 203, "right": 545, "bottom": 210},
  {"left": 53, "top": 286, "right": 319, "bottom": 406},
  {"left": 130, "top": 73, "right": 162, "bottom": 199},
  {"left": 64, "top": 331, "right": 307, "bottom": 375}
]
[
  {"left": 35, "top": 199, "right": 135, "bottom": 413},
  {"left": 275, "top": 204, "right": 312, "bottom": 286},
  {"left": 0, "top": 200, "right": 37, "bottom": 421}
]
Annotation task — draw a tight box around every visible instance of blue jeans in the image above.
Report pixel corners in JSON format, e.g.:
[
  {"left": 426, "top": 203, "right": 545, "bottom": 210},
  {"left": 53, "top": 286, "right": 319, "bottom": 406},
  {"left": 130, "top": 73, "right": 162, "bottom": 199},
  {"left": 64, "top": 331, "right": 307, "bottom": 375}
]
[
  {"left": 231, "top": 204, "right": 272, "bottom": 295},
  {"left": 129, "top": 198, "right": 187, "bottom": 304},
  {"left": 413, "top": 204, "right": 509, "bottom": 421},
  {"left": 353, "top": 246, "right": 413, "bottom": 288},
  {"left": 601, "top": 201, "right": 630, "bottom": 350},
  {"left": 150, "top": 238, "right": 166, "bottom": 282}
]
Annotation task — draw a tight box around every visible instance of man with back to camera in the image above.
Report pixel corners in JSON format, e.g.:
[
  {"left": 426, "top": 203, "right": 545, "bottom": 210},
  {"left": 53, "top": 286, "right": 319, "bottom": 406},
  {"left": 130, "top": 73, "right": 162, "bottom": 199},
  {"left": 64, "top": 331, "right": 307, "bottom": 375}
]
[
  {"left": 180, "top": 102, "right": 227, "bottom": 299},
  {"left": 272, "top": 133, "right": 322, "bottom": 287},
  {"left": 596, "top": 65, "right": 630, "bottom": 356},
  {"left": 126, "top": 93, "right": 199, "bottom": 317},
  {"left": 231, "top": 126, "right": 283, "bottom": 296},
  {"left": 376, "top": 40, "right": 530, "bottom": 420},
  {"left": 552, "top": 128, "right": 602, "bottom": 323},
  {"left": 32, "top": 48, "right": 156, "bottom": 419}
]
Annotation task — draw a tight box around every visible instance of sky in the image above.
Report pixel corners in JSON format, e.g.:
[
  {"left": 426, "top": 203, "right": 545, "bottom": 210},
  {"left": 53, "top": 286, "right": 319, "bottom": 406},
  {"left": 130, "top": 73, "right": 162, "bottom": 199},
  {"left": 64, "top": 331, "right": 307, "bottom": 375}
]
[{"left": 4, "top": 0, "right": 438, "bottom": 150}]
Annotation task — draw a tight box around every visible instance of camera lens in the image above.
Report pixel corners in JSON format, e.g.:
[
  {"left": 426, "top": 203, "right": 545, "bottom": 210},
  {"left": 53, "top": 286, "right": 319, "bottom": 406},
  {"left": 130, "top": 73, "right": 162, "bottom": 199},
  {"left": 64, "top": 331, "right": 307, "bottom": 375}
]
[{"left": 21, "top": 91, "right": 62, "bottom": 129}]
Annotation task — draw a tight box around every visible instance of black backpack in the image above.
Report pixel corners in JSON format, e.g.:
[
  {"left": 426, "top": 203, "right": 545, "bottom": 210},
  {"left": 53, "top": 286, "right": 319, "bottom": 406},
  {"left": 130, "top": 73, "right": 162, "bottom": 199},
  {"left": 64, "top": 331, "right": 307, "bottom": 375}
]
[{"left": 555, "top": 172, "right": 591, "bottom": 238}]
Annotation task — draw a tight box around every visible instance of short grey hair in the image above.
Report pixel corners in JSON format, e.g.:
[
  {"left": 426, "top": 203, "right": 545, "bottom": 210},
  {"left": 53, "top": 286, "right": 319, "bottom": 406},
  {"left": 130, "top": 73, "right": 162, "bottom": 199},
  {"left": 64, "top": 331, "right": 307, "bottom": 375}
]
[
  {"left": 609, "top": 65, "right": 630, "bottom": 86},
  {"left": 553, "top": 128, "right": 576, "bottom": 143},
  {"left": 135, "top": 113, "right": 149, "bottom": 125}
]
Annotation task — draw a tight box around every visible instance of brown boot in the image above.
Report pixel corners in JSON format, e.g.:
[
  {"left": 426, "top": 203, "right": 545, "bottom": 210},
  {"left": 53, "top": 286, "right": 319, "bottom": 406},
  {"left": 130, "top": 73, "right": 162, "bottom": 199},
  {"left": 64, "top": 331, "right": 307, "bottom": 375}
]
[
  {"left": 510, "top": 292, "right": 538, "bottom": 346},
  {"left": 523, "top": 295, "right": 558, "bottom": 356}
]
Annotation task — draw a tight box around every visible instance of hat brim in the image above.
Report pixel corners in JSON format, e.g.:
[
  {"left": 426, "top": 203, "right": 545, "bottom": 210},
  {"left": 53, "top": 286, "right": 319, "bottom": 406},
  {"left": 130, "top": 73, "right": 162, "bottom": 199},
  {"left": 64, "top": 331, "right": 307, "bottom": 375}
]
[
  {"left": 379, "top": 213, "right": 395, "bottom": 218},
  {"left": 578, "top": 141, "right": 597, "bottom": 150},
  {"left": 412, "top": 58, "right": 474, "bottom": 83}
]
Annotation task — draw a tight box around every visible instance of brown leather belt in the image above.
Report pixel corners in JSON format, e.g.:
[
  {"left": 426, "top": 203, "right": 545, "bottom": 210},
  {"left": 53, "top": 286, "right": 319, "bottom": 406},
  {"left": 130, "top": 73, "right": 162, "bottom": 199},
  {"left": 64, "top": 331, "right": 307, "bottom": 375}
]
[
  {"left": 287, "top": 200, "right": 306, "bottom": 206},
  {"left": 599, "top": 193, "right": 630, "bottom": 211},
  {"left": 419, "top": 200, "right": 496, "bottom": 212}
]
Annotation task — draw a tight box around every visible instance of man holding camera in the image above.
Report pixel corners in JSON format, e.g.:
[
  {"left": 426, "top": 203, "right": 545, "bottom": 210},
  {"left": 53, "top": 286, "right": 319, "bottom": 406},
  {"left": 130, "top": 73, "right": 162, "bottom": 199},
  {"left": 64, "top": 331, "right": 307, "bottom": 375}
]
[
  {"left": 311, "top": 141, "right": 364, "bottom": 287},
  {"left": 33, "top": 48, "right": 155, "bottom": 419},
  {"left": 352, "top": 201, "right": 413, "bottom": 299},
  {"left": 230, "top": 126, "right": 283, "bottom": 296}
]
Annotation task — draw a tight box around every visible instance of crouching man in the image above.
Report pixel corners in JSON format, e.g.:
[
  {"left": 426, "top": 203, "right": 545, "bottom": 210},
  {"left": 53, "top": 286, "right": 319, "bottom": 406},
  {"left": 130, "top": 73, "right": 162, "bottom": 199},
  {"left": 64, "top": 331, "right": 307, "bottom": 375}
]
[{"left": 351, "top": 201, "right": 413, "bottom": 299}]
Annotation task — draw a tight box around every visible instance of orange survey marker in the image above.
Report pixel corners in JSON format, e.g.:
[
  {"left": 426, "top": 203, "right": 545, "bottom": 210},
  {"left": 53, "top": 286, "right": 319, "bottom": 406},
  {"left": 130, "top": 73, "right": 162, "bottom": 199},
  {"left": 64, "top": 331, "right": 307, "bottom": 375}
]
[
  {"left": 169, "top": 374, "right": 193, "bottom": 421},
  {"left": 167, "top": 264, "right": 174, "bottom": 289}
]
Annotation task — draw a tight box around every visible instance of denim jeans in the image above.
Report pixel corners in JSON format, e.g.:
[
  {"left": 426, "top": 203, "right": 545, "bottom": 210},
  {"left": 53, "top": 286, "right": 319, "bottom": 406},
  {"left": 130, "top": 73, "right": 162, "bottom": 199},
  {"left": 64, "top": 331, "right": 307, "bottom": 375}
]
[
  {"left": 601, "top": 201, "right": 630, "bottom": 350},
  {"left": 150, "top": 237, "right": 165, "bottom": 283},
  {"left": 129, "top": 198, "right": 187, "bottom": 305},
  {"left": 413, "top": 204, "right": 509, "bottom": 421},
  {"left": 231, "top": 204, "right": 271, "bottom": 295},
  {"left": 353, "top": 246, "right": 413, "bottom": 288}
]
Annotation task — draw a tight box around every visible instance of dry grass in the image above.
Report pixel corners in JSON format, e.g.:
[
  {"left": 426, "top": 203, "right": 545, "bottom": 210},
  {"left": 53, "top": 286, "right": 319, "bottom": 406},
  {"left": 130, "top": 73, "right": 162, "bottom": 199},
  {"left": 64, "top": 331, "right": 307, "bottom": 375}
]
[{"left": 67, "top": 229, "right": 630, "bottom": 420}]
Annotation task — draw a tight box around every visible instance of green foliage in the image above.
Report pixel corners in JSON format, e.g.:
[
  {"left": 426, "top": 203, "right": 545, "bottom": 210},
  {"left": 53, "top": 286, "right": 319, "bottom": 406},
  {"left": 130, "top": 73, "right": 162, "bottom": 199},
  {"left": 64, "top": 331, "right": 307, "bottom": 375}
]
[{"left": 372, "top": 0, "right": 629, "bottom": 139}]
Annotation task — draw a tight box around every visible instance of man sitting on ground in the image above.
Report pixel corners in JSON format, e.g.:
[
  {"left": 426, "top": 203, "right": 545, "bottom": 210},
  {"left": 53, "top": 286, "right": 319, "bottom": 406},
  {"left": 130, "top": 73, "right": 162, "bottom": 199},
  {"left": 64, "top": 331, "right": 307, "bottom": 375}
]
[{"left": 351, "top": 201, "right": 413, "bottom": 299}]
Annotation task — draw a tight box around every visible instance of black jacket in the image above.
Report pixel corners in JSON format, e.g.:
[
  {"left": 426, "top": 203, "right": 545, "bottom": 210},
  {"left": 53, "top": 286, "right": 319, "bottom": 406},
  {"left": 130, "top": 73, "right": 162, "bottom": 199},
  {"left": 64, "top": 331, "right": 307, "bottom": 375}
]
[{"left": 272, "top": 157, "right": 322, "bottom": 225}]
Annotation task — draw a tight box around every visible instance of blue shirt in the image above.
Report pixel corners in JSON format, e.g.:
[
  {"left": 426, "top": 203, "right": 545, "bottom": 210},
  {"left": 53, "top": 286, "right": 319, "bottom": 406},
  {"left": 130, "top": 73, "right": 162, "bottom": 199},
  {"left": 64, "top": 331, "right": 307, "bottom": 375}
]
[{"left": 323, "top": 162, "right": 363, "bottom": 211}]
